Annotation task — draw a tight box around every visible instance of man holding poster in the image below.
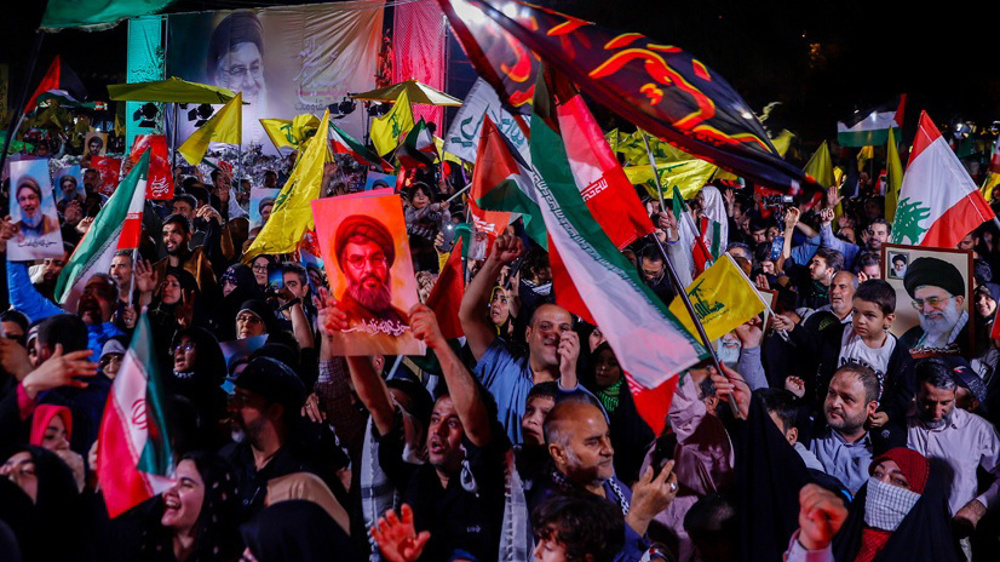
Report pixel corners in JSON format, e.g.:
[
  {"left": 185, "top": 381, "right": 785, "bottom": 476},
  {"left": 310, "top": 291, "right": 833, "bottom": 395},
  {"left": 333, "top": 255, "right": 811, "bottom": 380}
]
[{"left": 312, "top": 192, "right": 424, "bottom": 356}]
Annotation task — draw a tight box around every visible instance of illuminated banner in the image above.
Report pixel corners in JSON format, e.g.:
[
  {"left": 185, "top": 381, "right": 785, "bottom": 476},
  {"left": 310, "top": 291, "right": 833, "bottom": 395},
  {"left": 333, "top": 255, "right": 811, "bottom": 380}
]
[{"left": 167, "top": 1, "right": 384, "bottom": 152}]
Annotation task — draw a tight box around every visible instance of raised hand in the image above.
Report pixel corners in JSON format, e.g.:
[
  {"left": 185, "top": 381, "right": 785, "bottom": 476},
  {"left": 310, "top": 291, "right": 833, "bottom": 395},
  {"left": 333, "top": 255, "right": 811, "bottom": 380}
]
[
  {"left": 372, "top": 504, "right": 431, "bottom": 562},
  {"left": 710, "top": 364, "right": 750, "bottom": 420},
  {"left": 22, "top": 344, "right": 98, "bottom": 400},
  {"left": 734, "top": 317, "right": 764, "bottom": 348},
  {"left": 785, "top": 376, "right": 806, "bottom": 399},
  {"left": 316, "top": 287, "right": 349, "bottom": 334},
  {"left": 797, "top": 484, "right": 847, "bottom": 550},
  {"left": 626, "top": 460, "right": 680, "bottom": 535},
  {"left": 409, "top": 304, "right": 446, "bottom": 350},
  {"left": 557, "top": 330, "right": 580, "bottom": 382},
  {"left": 488, "top": 234, "right": 524, "bottom": 265},
  {"left": 134, "top": 259, "right": 158, "bottom": 295}
]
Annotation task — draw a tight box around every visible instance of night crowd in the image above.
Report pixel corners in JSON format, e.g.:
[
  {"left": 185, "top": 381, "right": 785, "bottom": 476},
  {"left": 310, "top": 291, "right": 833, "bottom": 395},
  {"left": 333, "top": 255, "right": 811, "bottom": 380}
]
[{"left": 1, "top": 131, "right": 999, "bottom": 562}]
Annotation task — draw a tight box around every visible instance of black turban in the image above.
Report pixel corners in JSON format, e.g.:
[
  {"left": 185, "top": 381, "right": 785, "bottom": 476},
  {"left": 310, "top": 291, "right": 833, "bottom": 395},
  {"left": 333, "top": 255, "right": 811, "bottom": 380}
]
[
  {"left": 903, "top": 257, "right": 965, "bottom": 298},
  {"left": 16, "top": 177, "right": 41, "bottom": 199},
  {"left": 207, "top": 11, "right": 265, "bottom": 73}
]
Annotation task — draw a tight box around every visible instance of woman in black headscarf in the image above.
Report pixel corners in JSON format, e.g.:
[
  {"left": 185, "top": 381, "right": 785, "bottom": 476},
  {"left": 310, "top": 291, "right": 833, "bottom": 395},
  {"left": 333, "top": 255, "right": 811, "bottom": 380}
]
[
  {"left": 218, "top": 263, "right": 264, "bottom": 341},
  {"left": 138, "top": 451, "right": 241, "bottom": 562},
  {"left": 165, "top": 327, "right": 230, "bottom": 450},
  {"left": 0, "top": 445, "right": 95, "bottom": 561},
  {"left": 240, "top": 500, "right": 355, "bottom": 562},
  {"left": 147, "top": 267, "right": 210, "bottom": 359}
]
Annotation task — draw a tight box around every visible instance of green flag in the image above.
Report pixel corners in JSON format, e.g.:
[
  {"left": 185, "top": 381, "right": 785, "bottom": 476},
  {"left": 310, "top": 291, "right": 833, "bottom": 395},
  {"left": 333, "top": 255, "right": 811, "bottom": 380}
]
[{"left": 42, "top": 0, "right": 177, "bottom": 31}]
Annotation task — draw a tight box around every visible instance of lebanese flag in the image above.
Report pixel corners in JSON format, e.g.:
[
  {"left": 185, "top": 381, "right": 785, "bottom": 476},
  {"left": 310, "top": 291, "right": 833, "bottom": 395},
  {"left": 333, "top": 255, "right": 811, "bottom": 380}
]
[
  {"left": 23, "top": 56, "right": 88, "bottom": 114},
  {"left": 531, "top": 68, "right": 704, "bottom": 434},
  {"left": 55, "top": 151, "right": 148, "bottom": 310},
  {"left": 97, "top": 310, "right": 174, "bottom": 517},
  {"left": 425, "top": 237, "right": 465, "bottom": 339},
  {"left": 889, "top": 111, "right": 995, "bottom": 249},
  {"left": 552, "top": 75, "right": 654, "bottom": 249}
]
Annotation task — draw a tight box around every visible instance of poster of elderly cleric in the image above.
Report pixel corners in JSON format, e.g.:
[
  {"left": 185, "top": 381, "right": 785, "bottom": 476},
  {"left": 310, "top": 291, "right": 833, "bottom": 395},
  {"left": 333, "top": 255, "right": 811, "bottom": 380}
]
[
  {"left": 166, "top": 2, "right": 383, "bottom": 153},
  {"left": 881, "top": 244, "right": 974, "bottom": 356},
  {"left": 311, "top": 192, "right": 425, "bottom": 356},
  {"left": 7, "top": 159, "right": 64, "bottom": 261}
]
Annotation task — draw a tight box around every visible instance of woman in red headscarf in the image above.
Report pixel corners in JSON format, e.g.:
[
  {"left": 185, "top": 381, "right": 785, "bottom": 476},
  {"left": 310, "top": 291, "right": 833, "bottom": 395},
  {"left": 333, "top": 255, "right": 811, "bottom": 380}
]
[
  {"left": 29, "top": 405, "right": 85, "bottom": 491},
  {"left": 787, "top": 447, "right": 961, "bottom": 562}
]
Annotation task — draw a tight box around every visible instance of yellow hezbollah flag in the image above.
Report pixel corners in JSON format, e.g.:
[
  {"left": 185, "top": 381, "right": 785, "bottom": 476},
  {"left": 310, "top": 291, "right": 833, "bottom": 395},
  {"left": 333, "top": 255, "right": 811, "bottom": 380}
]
[
  {"left": 625, "top": 159, "right": 717, "bottom": 200},
  {"left": 261, "top": 113, "right": 320, "bottom": 152},
  {"left": 885, "top": 128, "right": 903, "bottom": 223},
  {"left": 371, "top": 89, "right": 415, "bottom": 156},
  {"left": 803, "top": 140, "right": 834, "bottom": 188},
  {"left": 668, "top": 254, "right": 767, "bottom": 341},
  {"left": 178, "top": 93, "right": 242, "bottom": 165},
  {"left": 244, "top": 109, "right": 331, "bottom": 262},
  {"left": 982, "top": 172, "right": 1000, "bottom": 207}
]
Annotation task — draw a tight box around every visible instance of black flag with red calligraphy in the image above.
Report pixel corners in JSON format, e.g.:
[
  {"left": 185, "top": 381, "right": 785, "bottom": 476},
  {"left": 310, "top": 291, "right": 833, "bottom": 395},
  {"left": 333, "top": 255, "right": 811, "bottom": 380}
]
[{"left": 437, "top": 0, "right": 818, "bottom": 194}]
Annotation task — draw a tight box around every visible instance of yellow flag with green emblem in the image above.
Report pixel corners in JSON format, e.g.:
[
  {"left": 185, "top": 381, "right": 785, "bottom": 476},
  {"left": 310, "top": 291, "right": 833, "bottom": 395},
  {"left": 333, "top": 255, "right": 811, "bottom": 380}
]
[
  {"left": 668, "top": 254, "right": 767, "bottom": 341},
  {"left": 244, "top": 109, "right": 331, "bottom": 262},
  {"left": 625, "top": 159, "right": 717, "bottom": 200},
  {"left": 885, "top": 128, "right": 903, "bottom": 222},
  {"left": 371, "top": 89, "right": 415, "bottom": 156},
  {"left": 178, "top": 93, "right": 242, "bottom": 165},
  {"left": 261, "top": 114, "right": 319, "bottom": 152}
]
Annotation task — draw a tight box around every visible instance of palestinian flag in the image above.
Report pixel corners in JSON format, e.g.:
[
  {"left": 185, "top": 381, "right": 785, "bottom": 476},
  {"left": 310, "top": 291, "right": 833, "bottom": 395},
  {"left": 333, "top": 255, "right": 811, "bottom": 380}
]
[
  {"left": 473, "top": 116, "right": 547, "bottom": 248},
  {"left": 425, "top": 237, "right": 465, "bottom": 340},
  {"left": 837, "top": 95, "right": 905, "bottom": 147},
  {"left": 55, "top": 150, "right": 148, "bottom": 309},
  {"left": 97, "top": 310, "right": 173, "bottom": 517},
  {"left": 329, "top": 122, "right": 389, "bottom": 170},
  {"left": 23, "top": 56, "right": 91, "bottom": 114},
  {"left": 889, "top": 111, "right": 994, "bottom": 248},
  {"left": 396, "top": 119, "right": 437, "bottom": 169},
  {"left": 531, "top": 67, "right": 704, "bottom": 434}
]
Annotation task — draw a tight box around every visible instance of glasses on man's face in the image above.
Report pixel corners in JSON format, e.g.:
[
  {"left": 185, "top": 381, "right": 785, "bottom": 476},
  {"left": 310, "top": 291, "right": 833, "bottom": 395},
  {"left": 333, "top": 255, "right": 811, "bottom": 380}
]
[
  {"left": 912, "top": 295, "right": 951, "bottom": 310},
  {"left": 346, "top": 254, "right": 387, "bottom": 270},
  {"left": 219, "top": 62, "right": 262, "bottom": 83}
]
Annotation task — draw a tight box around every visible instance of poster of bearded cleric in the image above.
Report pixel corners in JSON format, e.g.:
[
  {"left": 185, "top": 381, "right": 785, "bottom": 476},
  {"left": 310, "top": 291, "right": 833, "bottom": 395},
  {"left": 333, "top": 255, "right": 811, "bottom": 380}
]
[
  {"left": 7, "top": 159, "right": 64, "bottom": 261},
  {"left": 311, "top": 193, "right": 425, "bottom": 356},
  {"left": 882, "top": 244, "right": 974, "bottom": 356},
  {"left": 165, "top": 2, "right": 383, "bottom": 153}
]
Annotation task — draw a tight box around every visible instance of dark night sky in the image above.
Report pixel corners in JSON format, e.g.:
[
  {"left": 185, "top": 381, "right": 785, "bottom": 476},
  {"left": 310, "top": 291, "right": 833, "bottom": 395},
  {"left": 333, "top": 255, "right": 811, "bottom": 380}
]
[{"left": 3, "top": 0, "right": 999, "bottom": 147}]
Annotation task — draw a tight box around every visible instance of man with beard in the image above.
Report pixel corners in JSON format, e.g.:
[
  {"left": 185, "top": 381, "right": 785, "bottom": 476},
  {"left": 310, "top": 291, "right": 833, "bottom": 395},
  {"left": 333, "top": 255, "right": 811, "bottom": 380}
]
[
  {"left": 900, "top": 257, "right": 969, "bottom": 353},
  {"left": 153, "top": 214, "right": 217, "bottom": 295},
  {"left": 12, "top": 177, "right": 58, "bottom": 240},
  {"left": 819, "top": 207, "right": 891, "bottom": 271},
  {"left": 109, "top": 250, "right": 133, "bottom": 305},
  {"left": 333, "top": 214, "right": 408, "bottom": 329},
  {"left": 29, "top": 243, "right": 74, "bottom": 302},
  {"left": 56, "top": 174, "right": 83, "bottom": 209},
  {"left": 808, "top": 364, "right": 879, "bottom": 494},
  {"left": 906, "top": 359, "right": 1000, "bottom": 550},
  {"left": 207, "top": 11, "right": 267, "bottom": 146}
]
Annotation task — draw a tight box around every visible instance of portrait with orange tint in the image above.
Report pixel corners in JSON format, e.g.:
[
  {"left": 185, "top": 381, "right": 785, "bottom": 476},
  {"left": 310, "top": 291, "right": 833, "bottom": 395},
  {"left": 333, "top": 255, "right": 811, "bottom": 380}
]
[{"left": 311, "top": 192, "right": 425, "bottom": 356}]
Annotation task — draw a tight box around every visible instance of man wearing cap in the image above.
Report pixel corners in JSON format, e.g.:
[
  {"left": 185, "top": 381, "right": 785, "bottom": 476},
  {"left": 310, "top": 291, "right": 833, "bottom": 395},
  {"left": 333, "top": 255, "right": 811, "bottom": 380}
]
[
  {"left": 12, "top": 176, "right": 58, "bottom": 240},
  {"left": 332, "top": 214, "right": 410, "bottom": 336},
  {"left": 223, "top": 356, "right": 333, "bottom": 520},
  {"left": 901, "top": 256, "right": 970, "bottom": 353}
]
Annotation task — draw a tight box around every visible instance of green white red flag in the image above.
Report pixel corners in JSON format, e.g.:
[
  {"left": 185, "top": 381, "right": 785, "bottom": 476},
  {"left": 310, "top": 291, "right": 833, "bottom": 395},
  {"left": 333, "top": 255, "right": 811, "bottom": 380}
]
[
  {"left": 54, "top": 150, "right": 148, "bottom": 310},
  {"left": 397, "top": 119, "right": 437, "bottom": 169},
  {"left": 889, "top": 111, "right": 995, "bottom": 248},
  {"left": 97, "top": 310, "right": 174, "bottom": 517},
  {"left": 329, "top": 122, "right": 389, "bottom": 170},
  {"left": 530, "top": 68, "right": 704, "bottom": 434}
]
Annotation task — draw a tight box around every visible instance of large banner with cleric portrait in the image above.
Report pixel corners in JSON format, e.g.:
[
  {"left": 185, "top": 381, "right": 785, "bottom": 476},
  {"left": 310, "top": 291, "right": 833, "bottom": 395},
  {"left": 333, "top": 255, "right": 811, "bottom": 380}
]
[
  {"left": 312, "top": 191, "right": 425, "bottom": 356},
  {"left": 166, "top": 1, "right": 384, "bottom": 153}
]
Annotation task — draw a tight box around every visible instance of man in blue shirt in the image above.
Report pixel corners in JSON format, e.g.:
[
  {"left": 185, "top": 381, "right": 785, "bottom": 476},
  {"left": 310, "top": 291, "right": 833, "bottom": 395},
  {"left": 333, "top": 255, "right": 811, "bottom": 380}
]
[{"left": 459, "top": 235, "right": 581, "bottom": 445}]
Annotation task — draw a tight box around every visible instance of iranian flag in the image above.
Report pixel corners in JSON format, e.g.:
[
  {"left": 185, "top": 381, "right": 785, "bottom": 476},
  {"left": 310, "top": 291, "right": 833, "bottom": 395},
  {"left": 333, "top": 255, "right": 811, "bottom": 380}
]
[
  {"left": 837, "top": 95, "right": 905, "bottom": 147},
  {"left": 329, "top": 122, "right": 389, "bottom": 170},
  {"left": 397, "top": 119, "right": 437, "bottom": 169},
  {"left": 55, "top": 150, "right": 148, "bottom": 309},
  {"left": 889, "top": 111, "right": 995, "bottom": 248},
  {"left": 673, "top": 187, "right": 713, "bottom": 275},
  {"left": 532, "top": 68, "right": 704, "bottom": 433},
  {"left": 552, "top": 73, "right": 653, "bottom": 249},
  {"left": 97, "top": 310, "right": 173, "bottom": 517}
]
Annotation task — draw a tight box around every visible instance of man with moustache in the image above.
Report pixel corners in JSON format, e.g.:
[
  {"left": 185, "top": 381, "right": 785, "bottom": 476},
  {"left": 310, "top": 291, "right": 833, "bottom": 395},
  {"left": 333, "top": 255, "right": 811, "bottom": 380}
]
[
  {"left": 900, "top": 257, "right": 970, "bottom": 353},
  {"left": 109, "top": 250, "right": 133, "bottom": 305},
  {"left": 152, "top": 214, "right": 217, "bottom": 294},
  {"left": 12, "top": 177, "right": 58, "bottom": 240},
  {"left": 333, "top": 214, "right": 408, "bottom": 329}
]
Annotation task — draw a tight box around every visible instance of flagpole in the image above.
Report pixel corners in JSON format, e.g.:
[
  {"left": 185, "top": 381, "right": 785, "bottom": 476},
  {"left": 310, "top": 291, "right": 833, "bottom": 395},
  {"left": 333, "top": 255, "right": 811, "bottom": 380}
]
[
  {"left": 640, "top": 131, "right": 667, "bottom": 214},
  {"left": 445, "top": 183, "right": 470, "bottom": 203},
  {"left": 649, "top": 233, "right": 743, "bottom": 419}
]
